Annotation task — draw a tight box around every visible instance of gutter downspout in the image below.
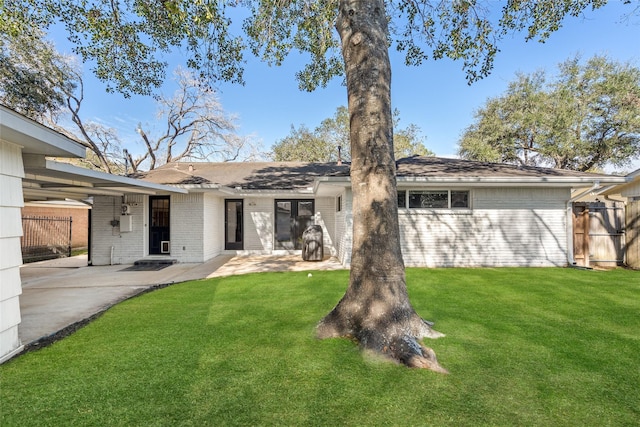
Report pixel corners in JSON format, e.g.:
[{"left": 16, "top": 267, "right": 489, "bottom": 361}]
[{"left": 566, "top": 181, "right": 600, "bottom": 266}]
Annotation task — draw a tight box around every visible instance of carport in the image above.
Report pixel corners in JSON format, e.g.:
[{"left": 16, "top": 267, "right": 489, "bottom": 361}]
[
  {"left": 1, "top": 105, "right": 184, "bottom": 363},
  {"left": 22, "top": 157, "right": 188, "bottom": 265}
]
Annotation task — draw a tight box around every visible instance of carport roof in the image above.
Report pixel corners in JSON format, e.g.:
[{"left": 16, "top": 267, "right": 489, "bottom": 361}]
[
  {"left": 1, "top": 105, "right": 186, "bottom": 202},
  {"left": 1, "top": 106, "right": 85, "bottom": 158},
  {"left": 23, "top": 159, "right": 187, "bottom": 202}
]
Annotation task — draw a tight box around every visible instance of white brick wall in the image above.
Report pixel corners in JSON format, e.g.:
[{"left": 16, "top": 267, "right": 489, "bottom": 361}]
[
  {"left": 170, "top": 193, "right": 205, "bottom": 262},
  {"left": 0, "top": 140, "right": 25, "bottom": 362},
  {"left": 334, "top": 189, "right": 353, "bottom": 265},
  {"left": 244, "top": 198, "right": 274, "bottom": 251},
  {"left": 91, "top": 195, "right": 146, "bottom": 265},
  {"left": 338, "top": 187, "right": 570, "bottom": 268},
  {"left": 398, "top": 187, "right": 569, "bottom": 267},
  {"left": 314, "top": 197, "right": 337, "bottom": 257},
  {"left": 203, "top": 194, "right": 223, "bottom": 260},
  {"left": 90, "top": 185, "right": 571, "bottom": 268}
]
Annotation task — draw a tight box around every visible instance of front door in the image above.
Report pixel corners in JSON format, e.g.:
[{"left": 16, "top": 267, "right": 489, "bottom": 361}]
[
  {"left": 225, "top": 199, "right": 243, "bottom": 250},
  {"left": 275, "top": 200, "right": 314, "bottom": 250},
  {"left": 149, "top": 196, "right": 170, "bottom": 255}
]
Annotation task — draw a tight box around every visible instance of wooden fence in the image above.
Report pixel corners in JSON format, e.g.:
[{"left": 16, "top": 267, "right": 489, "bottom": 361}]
[
  {"left": 21, "top": 216, "right": 72, "bottom": 263},
  {"left": 627, "top": 201, "right": 640, "bottom": 269},
  {"left": 573, "top": 202, "right": 625, "bottom": 268}
]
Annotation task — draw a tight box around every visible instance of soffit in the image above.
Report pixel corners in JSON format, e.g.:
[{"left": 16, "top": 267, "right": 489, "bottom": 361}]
[{"left": 22, "top": 159, "right": 187, "bottom": 202}]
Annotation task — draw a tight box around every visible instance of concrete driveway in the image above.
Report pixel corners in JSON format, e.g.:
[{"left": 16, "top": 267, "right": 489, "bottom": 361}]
[{"left": 18, "top": 254, "right": 344, "bottom": 351}]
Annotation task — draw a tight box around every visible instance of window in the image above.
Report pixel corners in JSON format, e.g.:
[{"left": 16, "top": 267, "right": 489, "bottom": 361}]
[
  {"left": 451, "top": 191, "right": 469, "bottom": 208},
  {"left": 397, "top": 191, "right": 406, "bottom": 209},
  {"left": 398, "top": 190, "right": 470, "bottom": 209},
  {"left": 337, "top": 195, "right": 342, "bottom": 212},
  {"left": 409, "top": 191, "right": 448, "bottom": 209},
  {"left": 275, "top": 199, "right": 315, "bottom": 250}
]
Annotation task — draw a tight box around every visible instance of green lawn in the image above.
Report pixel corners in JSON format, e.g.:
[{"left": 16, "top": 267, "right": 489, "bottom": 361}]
[{"left": 1, "top": 268, "right": 639, "bottom": 426}]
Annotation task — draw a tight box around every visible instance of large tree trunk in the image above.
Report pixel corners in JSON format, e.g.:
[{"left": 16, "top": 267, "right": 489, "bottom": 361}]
[{"left": 316, "top": 0, "right": 447, "bottom": 373}]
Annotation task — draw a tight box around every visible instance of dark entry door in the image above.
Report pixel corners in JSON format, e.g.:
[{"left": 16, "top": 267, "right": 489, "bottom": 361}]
[
  {"left": 275, "top": 200, "right": 314, "bottom": 250},
  {"left": 149, "top": 196, "right": 170, "bottom": 255},
  {"left": 225, "top": 199, "right": 243, "bottom": 250}
]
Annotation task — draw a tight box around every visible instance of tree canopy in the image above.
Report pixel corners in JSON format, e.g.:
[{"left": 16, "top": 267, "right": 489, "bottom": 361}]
[
  {"left": 1, "top": 0, "right": 609, "bottom": 96},
  {"left": 271, "top": 106, "right": 433, "bottom": 162},
  {"left": 458, "top": 54, "right": 640, "bottom": 172},
  {"left": 0, "top": 26, "right": 258, "bottom": 172},
  {"left": 0, "top": 25, "right": 77, "bottom": 119}
]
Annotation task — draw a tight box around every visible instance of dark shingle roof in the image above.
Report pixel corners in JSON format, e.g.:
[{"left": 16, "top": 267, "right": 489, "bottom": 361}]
[
  {"left": 395, "top": 156, "right": 611, "bottom": 179},
  {"left": 134, "top": 156, "right": 618, "bottom": 190},
  {"left": 134, "top": 161, "right": 350, "bottom": 190}
]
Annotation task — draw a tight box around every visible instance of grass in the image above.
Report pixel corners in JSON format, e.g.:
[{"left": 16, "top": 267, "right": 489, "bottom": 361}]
[
  {"left": 70, "top": 248, "right": 88, "bottom": 257},
  {"left": 1, "top": 268, "right": 639, "bottom": 426}
]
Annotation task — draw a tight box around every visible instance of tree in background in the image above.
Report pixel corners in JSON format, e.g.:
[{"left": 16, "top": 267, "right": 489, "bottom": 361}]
[
  {"left": 0, "top": 25, "right": 76, "bottom": 119},
  {"left": 0, "top": 26, "right": 124, "bottom": 172},
  {"left": 2, "top": 0, "right": 622, "bottom": 371},
  {"left": 271, "top": 124, "right": 334, "bottom": 162},
  {"left": 393, "top": 122, "right": 434, "bottom": 160},
  {"left": 459, "top": 54, "right": 640, "bottom": 172},
  {"left": 0, "top": 26, "right": 256, "bottom": 172},
  {"left": 271, "top": 106, "right": 433, "bottom": 162},
  {"left": 128, "top": 68, "right": 260, "bottom": 172}
]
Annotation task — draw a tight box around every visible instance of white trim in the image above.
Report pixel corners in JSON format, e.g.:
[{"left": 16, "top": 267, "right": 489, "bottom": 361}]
[
  {"left": 0, "top": 106, "right": 85, "bottom": 158},
  {"left": 21, "top": 160, "right": 188, "bottom": 201},
  {"left": 0, "top": 344, "right": 24, "bottom": 364},
  {"left": 315, "top": 175, "right": 627, "bottom": 189},
  {"left": 43, "top": 161, "right": 188, "bottom": 193}
]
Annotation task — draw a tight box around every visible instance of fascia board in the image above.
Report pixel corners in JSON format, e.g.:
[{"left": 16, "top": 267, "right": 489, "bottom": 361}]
[
  {"left": 43, "top": 160, "right": 188, "bottom": 194},
  {"left": 178, "top": 185, "right": 314, "bottom": 197},
  {"left": 1, "top": 106, "right": 86, "bottom": 158},
  {"left": 396, "top": 176, "right": 627, "bottom": 187},
  {"left": 313, "top": 175, "right": 627, "bottom": 189}
]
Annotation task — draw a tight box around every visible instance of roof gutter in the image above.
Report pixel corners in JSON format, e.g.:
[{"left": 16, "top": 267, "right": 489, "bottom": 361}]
[
  {"left": 566, "top": 180, "right": 601, "bottom": 266},
  {"left": 596, "top": 169, "right": 638, "bottom": 197}
]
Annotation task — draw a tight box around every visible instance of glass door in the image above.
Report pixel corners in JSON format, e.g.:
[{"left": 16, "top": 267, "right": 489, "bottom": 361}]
[
  {"left": 225, "top": 200, "right": 243, "bottom": 250},
  {"left": 149, "top": 196, "right": 170, "bottom": 255},
  {"left": 275, "top": 200, "right": 314, "bottom": 250}
]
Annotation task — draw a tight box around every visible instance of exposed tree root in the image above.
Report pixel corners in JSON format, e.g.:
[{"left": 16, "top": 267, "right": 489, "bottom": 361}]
[
  {"left": 385, "top": 335, "right": 449, "bottom": 373},
  {"left": 317, "top": 312, "right": 448, "bottom": 373}
]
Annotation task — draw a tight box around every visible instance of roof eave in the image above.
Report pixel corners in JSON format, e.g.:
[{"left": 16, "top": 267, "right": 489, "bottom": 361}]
[
  {"left": 172, "top": 184, "right": 315, "bottom": 197},
  {"left": 1, "top": 106, "right": 86, "bottom": 158},
  {"left": 397, "top": 176, "right": 628, "bottom": 187},
  {"left": 314, "top": 175, "right": 627, "bottom": 188}
]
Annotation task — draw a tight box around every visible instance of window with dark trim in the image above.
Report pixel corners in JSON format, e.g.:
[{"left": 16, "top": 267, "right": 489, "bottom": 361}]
[
  {"left": 397, "top": 191, "right": 407, "bottom": 209},
  {"left": 398, "top": 190, "right": 470, "bottom": 209}
]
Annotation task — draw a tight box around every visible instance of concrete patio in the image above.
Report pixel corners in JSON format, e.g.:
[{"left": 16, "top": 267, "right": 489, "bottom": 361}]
[{"left": 18, "top": 254, "right": 345, "bottom": 352}]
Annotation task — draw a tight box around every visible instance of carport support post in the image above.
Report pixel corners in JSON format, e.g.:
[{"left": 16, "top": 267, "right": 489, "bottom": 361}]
[{"left": 68, "top": 216, "right": 73, "bottom": 258}]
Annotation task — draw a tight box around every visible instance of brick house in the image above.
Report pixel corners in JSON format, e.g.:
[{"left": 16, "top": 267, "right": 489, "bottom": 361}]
[{"left": 86, "top": 157, "right": 628, "bottom": 268}]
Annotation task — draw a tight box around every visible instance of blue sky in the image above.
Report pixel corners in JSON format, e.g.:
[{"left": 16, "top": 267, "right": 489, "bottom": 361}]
[{"left": 53, "top": 2, "right": 640, "bottom": 171}]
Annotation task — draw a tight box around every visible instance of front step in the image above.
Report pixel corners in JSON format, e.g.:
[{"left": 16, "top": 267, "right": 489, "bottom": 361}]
[{"left": 134, "top": 258, "right": 177, "bottom": 266}]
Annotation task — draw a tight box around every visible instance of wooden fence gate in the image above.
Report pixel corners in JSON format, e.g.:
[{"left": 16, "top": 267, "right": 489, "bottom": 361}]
[
  {"left": 573, "top": 202, "right": 625, "bottom": 268},
  {"left": 21, "top": 216, "right": 72, "bottom": 263},
  {"left": 627, "top": 201, "right": 640, "bottom": 268}
]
